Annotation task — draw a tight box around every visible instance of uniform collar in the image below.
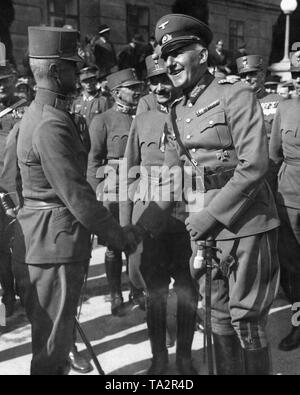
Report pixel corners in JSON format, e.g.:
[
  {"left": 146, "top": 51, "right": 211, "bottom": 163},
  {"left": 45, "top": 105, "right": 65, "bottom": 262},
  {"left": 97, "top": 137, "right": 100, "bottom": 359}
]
[
  {"left": 183, "top": 70, "right": 215, "bottom": 106},
  {"left": 83, "top": 91, "right": 100, "bottom": 102},
  {"left": 256, "top": 88, "right": 267, "bottom": 100},
  {"left": 114, "top": 101, "right": 136, "bottom": 115},
  {"left": 35, "top": 88, "right": 72, "bottom": 112}
]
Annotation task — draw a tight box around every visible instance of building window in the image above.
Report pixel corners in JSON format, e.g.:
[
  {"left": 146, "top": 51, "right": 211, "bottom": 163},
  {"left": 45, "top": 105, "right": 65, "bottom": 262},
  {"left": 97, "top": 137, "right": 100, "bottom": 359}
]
[
  {"left": 229, "top": 20, "right": 245, "bottom": 51},
  {"left": 48, "top": 0, "right": 80, "bottom": 30},
  {"left": 127, "top": 4, "right": 150, "bottom": 43}
]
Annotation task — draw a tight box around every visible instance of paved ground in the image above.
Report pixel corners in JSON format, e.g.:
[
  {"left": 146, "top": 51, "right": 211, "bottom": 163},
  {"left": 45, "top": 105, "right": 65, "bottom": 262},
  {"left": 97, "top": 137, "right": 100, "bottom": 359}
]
[{"left": 0, "top": 246, "right": 299, "bottom": 376}]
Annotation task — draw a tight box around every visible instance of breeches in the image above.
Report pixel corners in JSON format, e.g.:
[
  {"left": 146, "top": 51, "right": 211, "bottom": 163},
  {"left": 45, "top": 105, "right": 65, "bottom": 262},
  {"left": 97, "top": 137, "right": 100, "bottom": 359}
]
[
  {"left": 13, "top": 260, "right": 86, "bottom": 375},
  {"left": 196, "top": 229, "right": 279, "bottom": 350}
]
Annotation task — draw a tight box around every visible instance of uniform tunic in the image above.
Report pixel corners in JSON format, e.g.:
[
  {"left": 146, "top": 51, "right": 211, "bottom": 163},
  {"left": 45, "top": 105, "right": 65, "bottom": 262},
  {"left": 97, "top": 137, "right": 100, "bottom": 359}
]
[
  {"left": 120, "top": 110, "right": 198, "bottom": 358},
  {"left": 269, "top": 98, "right": 300, "bottom": 301},
  {"left": 137, "top": 71, "right": 280, "bottom": 349},
  {"left": 72, "top": 92, "right": 110, "bottom": 127},
  {"left": 14, "top": 88, "right": 123, "bottom": 375},
  {"left": 258, "top": 90, "right": 282, "bottom": 140}
]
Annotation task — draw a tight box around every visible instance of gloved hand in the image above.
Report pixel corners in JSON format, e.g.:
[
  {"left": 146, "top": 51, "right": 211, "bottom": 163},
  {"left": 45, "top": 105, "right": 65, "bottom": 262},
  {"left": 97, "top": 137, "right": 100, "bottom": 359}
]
[{"left": 185, "top": 209, "right": 219, "bottom": 241}]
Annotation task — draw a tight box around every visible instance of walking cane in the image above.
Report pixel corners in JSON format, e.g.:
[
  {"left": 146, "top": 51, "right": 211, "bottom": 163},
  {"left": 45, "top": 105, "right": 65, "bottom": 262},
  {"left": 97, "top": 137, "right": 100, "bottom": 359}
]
[
  {"left": 75, "top": 318, "right": 105, "bottom": 375},
  {"left": 195, "top": 239, "right": 215, "bottom": 376}
]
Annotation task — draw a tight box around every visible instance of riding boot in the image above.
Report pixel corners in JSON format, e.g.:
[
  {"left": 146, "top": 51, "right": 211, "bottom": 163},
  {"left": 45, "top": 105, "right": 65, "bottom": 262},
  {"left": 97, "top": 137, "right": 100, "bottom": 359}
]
[
  {"left": 129, "top": 282, "right": 146, "bottom": 311},
  {"left": 104, "top": 250, "right": 124, "bottom": 316},
  {"left": 146, "top": 292, "right": 169, "bottom": 375},
  {"left": 176, "top": 286, "right": 198, "bottom": 374},
  {"left": 69, "top": 325, "right": 93, "bottom": 374},
  {"left": 243, "top": 348, "right": 271, "bottom": 375},
  {"left": 0, "top": 252, "right": 15, "bottom": 317},
  {"left": 279, "top": 272, "right": 300, "bottom": 351},
  {"left": 213, "top": 333, "right": 244, "bottom": 375}
]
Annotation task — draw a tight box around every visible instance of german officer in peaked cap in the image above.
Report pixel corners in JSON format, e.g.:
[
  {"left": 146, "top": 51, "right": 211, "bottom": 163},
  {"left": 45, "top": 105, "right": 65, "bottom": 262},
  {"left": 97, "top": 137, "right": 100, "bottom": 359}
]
[
  {"left": 120, "top": 53, "right": 198, "bottom": 375},
  {"left": 13, "top": 26, "right": 139, "bottom": 375},
  {"left": 87, "top": 68, "right": 144, "bottom": 317},
  {"left": 269, "top": 51, "right": 300, "bottom": 353},
  {"left": 236, "top": 55, "right": 282, "bottom": 141},
  {"left": 132, "top": 14, "right": 280, "bottom": 375},
  {"left": 71, "top": 66, "right": 110, "bottom": 127}
]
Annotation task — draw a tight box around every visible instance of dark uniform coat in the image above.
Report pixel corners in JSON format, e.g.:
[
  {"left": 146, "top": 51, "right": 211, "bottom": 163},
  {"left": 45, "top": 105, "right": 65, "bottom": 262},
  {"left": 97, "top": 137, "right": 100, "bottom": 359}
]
[{"left": 15, "top": 88, "right": 122, "bottom": 265}]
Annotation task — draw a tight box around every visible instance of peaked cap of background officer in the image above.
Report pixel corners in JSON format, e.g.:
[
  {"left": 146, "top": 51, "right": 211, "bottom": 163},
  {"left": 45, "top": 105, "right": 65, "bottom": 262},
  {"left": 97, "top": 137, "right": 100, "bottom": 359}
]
[
  {"left": 99, "top": 24, "right": 110, "bottom": 35},
  {"left": 291, "top": 50, "right": 300, "bottom": 73},
  {"left": 79, "top": 66, "right": 99, "bottom": 82},
  {"left": 0, "top": 42, "right": 14, "bottom": 80},
  {"left": 107, "top": 68, "right": 143, "bottom": 91},
  {"left": 236, "top": 55, "right": 264, "bottom": 75},
  {"left": 145, "top": 53, "right": 167, "bottom": 79},
  {"left": 28, "top": 26, "right": 82, "bottom": 62},
  {"left": 155, "top": 14, "right": 213, "bottom": 57}
]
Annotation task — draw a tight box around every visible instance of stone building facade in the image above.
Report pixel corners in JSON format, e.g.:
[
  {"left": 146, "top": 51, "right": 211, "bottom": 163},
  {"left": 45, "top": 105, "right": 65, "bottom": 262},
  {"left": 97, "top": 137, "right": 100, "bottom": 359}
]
[{"left": 10, "top": 0, "right": 283, "bottom": 68}]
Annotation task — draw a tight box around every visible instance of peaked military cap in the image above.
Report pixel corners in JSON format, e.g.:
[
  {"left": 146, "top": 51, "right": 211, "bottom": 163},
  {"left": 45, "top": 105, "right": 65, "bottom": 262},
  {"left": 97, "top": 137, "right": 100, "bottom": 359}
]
[
  {"left": 236, "top": 55, "right": 264, "bottom": 75},
  {"left": 291, "top": 50, "right": 300, "bottom": 72},
  {"left": 79, "top": 66, "right": 99, "bottom": 82},
  {"left": 99, "top": 24, "right": 110, "bottom": 35},
  {"left": 28, "top": 26, "right": 82, "bottom": 62},
  {"left": 155, "top": 14, "right": 213, "bottom": 57},
  {"left": 107, "top": 68, "right": 143, "bottom": 90},
  {"left": 145, "top": 53, "right": 167, "bottom": 78}
]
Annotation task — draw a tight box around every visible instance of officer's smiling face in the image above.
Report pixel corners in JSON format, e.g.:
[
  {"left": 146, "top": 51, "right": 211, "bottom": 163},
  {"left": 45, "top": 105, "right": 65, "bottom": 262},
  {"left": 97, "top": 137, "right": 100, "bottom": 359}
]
[
  {"left": 164, "top": 43, "right": 208, "bottom": 91},
  {"left": 149, "top": 73, "right": 175, "bottom": 105}
]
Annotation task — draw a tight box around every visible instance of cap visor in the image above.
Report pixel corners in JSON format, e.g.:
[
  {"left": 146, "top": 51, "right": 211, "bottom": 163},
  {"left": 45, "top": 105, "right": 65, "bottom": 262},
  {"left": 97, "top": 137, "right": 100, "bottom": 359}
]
[
  {"left": 99, "top": 28, "right": 110, "bottom": 34},
  {"left": 121, "top": 80, "right": 143, "bottom": 87},
  {"left": 147, "top": 69, "right": 167, "bottom": 79},
  {"left": 239, "top": 67, "right": 261, "bottom": 75},
  {"left": 0, "top": 74, "right": 13, "bottom": 80},
  {"left": 61, "top": 54, "right": 84, "bottom": 63},
  {"left": 161, "top": 38, "right": 202, "bottom": 57}
]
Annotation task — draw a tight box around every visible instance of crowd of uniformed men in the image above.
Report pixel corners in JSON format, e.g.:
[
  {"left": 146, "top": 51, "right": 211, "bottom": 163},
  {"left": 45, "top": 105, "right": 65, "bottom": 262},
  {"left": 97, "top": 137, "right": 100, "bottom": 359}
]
[{"left": 0, "top": 15, "right": 300, "bottom": 376}]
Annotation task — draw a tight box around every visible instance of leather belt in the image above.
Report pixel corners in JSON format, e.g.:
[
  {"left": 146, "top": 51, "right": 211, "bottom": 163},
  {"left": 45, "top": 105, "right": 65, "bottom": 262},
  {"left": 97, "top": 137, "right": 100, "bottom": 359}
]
[
  {"left": 23, "top": 199, "right": 64, "bottom": 210},
  {"left": 193, "top": 168, "right": 235, "bottom": 192},
  {"left": 284, "top": 159, "right": 300, "bottom": 167}
]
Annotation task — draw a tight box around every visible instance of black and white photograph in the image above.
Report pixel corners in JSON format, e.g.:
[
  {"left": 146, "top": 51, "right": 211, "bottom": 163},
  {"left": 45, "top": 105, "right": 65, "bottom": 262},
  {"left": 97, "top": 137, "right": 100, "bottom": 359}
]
[{"left": 0, "top": 0, "right": 300, "bottom": 377}]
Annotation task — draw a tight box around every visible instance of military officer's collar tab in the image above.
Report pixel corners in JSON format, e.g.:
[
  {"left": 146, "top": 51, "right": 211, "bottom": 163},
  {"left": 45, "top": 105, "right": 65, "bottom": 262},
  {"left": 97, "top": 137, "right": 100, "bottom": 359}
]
[
  {"left": 35, "top": 88, "right": 71, "bottom": 111},
  {"left": 185, "top": 71, "right": 215, "bottom": 106}
]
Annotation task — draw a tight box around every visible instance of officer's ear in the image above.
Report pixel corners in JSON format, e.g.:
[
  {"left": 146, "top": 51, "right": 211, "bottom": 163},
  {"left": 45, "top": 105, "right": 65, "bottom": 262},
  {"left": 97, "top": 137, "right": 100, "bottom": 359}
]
[
  {"left": 48, "top": 63, "right": 59, "bottom": 80},
  {"left": 199, "top": 48, "right": 209, "bottom": 65}
]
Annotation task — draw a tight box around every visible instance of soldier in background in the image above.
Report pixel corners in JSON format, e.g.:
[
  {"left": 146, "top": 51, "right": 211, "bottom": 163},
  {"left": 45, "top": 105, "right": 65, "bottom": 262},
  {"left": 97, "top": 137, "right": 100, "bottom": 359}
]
[
  {"left": 94, "top": 25, "right": 118, "bottom": 77},
  {"left": 72, "top": 66, "right": 110, "bottom": 127},
  {"left": 136, "top": 53, "right": 180, "bottom": 115},
  {"left": 269, "top": 52, "right": 300, "bottom": 352},
  {"left": 236, "top": 55, "right": 282, "bottom": 140},
  {"left": 0, "top": 60, "right": 27, "bottom": 317},
  {"left": 120, "top": 55, "right": 198, "bottom": 375},
  {"left": 87, "top": 68, "right": 144, "bottom": 317}
]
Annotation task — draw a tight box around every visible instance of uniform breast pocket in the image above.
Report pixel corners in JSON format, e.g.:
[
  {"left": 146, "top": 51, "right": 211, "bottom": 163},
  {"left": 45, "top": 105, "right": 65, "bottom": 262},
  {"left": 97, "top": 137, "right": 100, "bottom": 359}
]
[
  {"left": 282, "top": 124, "right": 299, "bottom": 143},
  {"left": 198, "top": 111, "right": 232, "bottom": 149},
  {"left": 111, "top": 133, "right": 129, "bottom": 157},
  {"left": 140, "top": 137, "right": 160, "bottom": 155}
]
